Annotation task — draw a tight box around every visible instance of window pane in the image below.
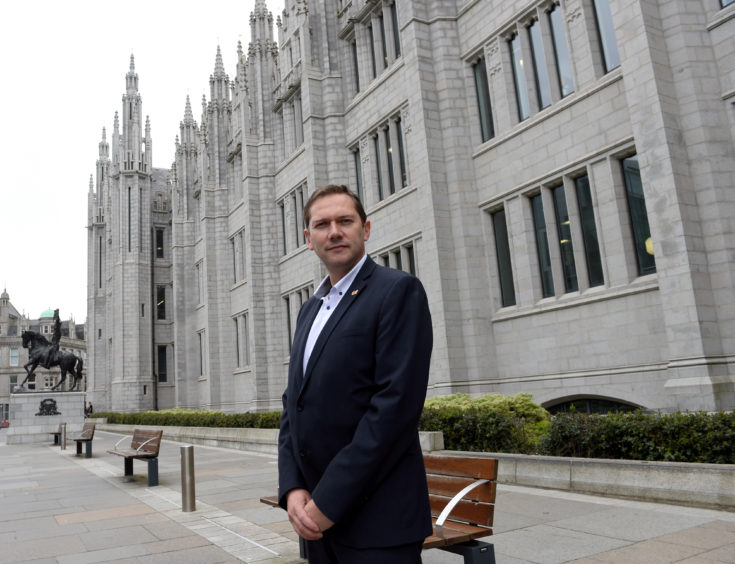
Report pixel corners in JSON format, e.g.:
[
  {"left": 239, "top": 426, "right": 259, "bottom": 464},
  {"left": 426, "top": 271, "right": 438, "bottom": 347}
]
[
  {"left": 155, "top": 229, "right": 164, "bottom": 258},
  {"left": 368, "top": 25, "right": 377, "bottom": 78},
  {"left": 391, "top": 2, "right": 401, "bottom": 56},
  {"left": 407, "top": 244, "right": 416, "bottom": 275},
  {"left": 157, "top": 286, "right": 166, "bottom": 320},
  {"left": 549, "top": 5, "right": 574, "bottom": 97},
  {"left": 351, "top": 40, "right": 360, "bottom": 92},
  {"left": 492, "top": 209, "right": 516, "bottom": 306},
  {"left": 384, "top": 128, "right": 395, "bottom": 195},
  {"left": 722, "top": 0, "right": 735, "bottom": 6},
  {"left": 510, "top": 35, "right": 530, "bottom": 120},
  {"left": 354, "top": 149, "right": 363, "bottom": 201},
  {"left": 157, "top": 345, "right": 167, "bottom": 382},
  {"left": 396, "top": 118, "right": 407, "bottom": 187},
  {"left": 374, "top": 135, "right": 384, "bottom": 200},
  {"left": 528, "top": 20, "right": 552, "bottom": 109},
  {"left": 552, "top": 186, "right": 578, "bottom": 292},
  {"left": 575, "top": 175, "right": 604, "bottom": 286},
  {"left": 622, "top": 155, "right": 656, "bottom": 275},
  {"left": 593, "top": 0, "right": 620, "bottom": 72},
  {"left": 473, "top": 57, "right": 494, "bottom": 142},
  {"left": 531, "top": 194, "right": 555, "bottom": 297}
]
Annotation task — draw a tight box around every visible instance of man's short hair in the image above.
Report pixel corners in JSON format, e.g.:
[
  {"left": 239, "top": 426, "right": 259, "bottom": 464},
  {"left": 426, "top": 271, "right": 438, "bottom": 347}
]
[{"left": 303, "top": 185, "right": 367, "bottom": 229}]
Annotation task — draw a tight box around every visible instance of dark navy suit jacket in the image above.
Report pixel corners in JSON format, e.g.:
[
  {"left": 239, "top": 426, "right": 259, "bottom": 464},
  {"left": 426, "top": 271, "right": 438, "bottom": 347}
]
[{"left": 278, "top": 256, "right": 433, "bottom": 549}]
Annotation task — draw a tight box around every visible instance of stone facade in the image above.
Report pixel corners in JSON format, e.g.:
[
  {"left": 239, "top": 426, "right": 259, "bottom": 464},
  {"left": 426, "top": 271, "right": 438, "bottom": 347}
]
[
  {"left": 87, "top": 0, "right": 735, "bottom": 414},
  {"left": 0, "top": 290, "right": 87, "bottom": 420}
]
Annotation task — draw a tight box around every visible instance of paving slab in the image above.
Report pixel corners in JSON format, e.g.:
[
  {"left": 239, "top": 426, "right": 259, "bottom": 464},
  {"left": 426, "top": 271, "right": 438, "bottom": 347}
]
[{"left": 1, "top": 427, "right": 734, "bottom": 563}]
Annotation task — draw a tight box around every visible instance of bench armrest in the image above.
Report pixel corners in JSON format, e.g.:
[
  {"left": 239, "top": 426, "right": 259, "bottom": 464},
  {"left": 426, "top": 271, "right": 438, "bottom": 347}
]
[
  {"left": 435, "top": 479, "right": 489, "bottom": 538},
  {"left": 135, "top": 437, "right": 158, "bottom": 454},
  {"left": 114, "top": 435, "right": 131, "bottom": 449}
]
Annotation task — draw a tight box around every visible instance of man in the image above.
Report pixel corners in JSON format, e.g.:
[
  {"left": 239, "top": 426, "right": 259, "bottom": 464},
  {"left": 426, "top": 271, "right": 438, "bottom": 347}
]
[
  {"left": 43, "top": 309, "right": 61, "bottom": 369},
  {"left": 278, "top": 185, "right": 433, "bottom": 563}
]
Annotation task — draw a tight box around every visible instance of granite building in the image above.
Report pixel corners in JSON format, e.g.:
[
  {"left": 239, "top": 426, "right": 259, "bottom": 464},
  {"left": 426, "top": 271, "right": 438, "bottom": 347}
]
[{"left": 87, "top": 0, "right": 735, "bottom": 414}]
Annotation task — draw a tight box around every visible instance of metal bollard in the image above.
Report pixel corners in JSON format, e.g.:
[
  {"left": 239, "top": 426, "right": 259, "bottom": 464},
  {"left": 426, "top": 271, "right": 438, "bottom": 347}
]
[
  {"left": 180, "top": 445, "right": 196, "bottom": 512},
  {"left": 61, "top": 423, "right": 66, "bottom": 450}
]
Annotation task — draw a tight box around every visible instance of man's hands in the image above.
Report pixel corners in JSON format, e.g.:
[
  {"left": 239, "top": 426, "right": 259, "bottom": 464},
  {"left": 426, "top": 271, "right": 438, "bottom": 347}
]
[{"left": 286, "top": 489, "right": 334, "bottom": 540}]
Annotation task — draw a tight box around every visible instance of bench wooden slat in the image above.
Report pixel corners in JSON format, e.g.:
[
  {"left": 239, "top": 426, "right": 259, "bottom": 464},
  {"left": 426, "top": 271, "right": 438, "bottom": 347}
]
[
  {"left": 424, "top": 455, "right": 498, "bottom": 480},
  {"left": 424, "top": 519, "right": 493, "bottom": 549},
  {"left": 429, "top": 494, "right": 494, "bottom": 527},
  {"left": 427, "top": 474, "right": 496, "bottom": 503}
]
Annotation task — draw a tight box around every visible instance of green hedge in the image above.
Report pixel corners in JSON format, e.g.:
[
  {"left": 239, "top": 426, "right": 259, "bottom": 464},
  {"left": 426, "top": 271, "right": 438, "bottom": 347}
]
[
  {"left": 91, "top": 409, "right": 282, "bottom": 429},
  {"left": 419, "top": 393, "right": 549, "bottom": 454},
  {"left": 91, "top": 396, "right": 735, "bottom": 463},
  {"left": 541, "top": 410, "right": 735, "bottom": 463}
]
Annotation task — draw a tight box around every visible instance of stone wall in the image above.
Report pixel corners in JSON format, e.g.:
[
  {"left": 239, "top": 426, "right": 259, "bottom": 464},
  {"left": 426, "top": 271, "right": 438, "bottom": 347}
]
[{"left": 7, "top": 392, "right": 85, "bottom": 444}]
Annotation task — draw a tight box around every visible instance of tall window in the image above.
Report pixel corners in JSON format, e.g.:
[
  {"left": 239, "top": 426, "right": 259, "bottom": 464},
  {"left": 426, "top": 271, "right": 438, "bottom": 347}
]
[
  {"left": 284, "top": 295, "right": 292, "bottom": 352},
  {"left": 368, "top": 24, "right": 377, "bottom": 78},
  {"left": 383, "top": 127, "right": 396, "bottom": 196},
  {"left": 374, "top": 135, "right": 384, "bottom": 200},
  {"left": 379, "top": 14, "right": 388, "bottom": 68},
  {"left": 155, "top": 228, "right": 164, "bottom": 258},
  {"left": 353, "top": 147, "right": 364, "bottom": 201},
  {"left": 236, "top": 313, "right": 250, "bottom": 367},
  {"left": 528, "top": 20, "right": 552, "bottom": 109},
  {"left": 531, "top": 194, "right": 554, "bottom": 297},
  {"left": 351, "top": 40, "right": 360, "bottom": 93},
  {"left": 157, "top": 345, "right": 167, "bottom": 382},
  {"left": 552, "top": 186, "right": 578, "bottom": 292},
  {"left": 473, "top": 57, "right": 494, "bottom": 142},
  {"left": 593, "top": 0, "right": 620, "bottom": 72},
  {"left": 548, "top": 4, "right": 574, "bottom": 97},
  {"left": 492, "top": 209, "right": 516, "bottom": 307},
  {"left": 510, "top": 34, "right": 530, "bottom": 121},
  {"left": 10, "top": 347, "right": 19, "bottom": 366},
  {"left": 198, "top": 331, "right": 205, "bottom": 376},
  {"left": 196, "top": 262, "right": 203, "bottom": 304},
  {"left": 280, "top": 201, "right": 287, "bottom": 255},
  {"left": 622, "top": 155, "right": 656, "bottom": 275},
  {"left": 156, "top": 285, "right": 166, "bottom": 320},
  {"left": 396, "top": 118, "right": 407, "bottom": 188},
  {"left": 390, "top": 2, "right": 401, "bottom": 56},
  {"left": 575, "top": 175, "right": 604, "bottom": 286},
  {"left": 293, "top": 96, "right": 304, "bottom": 147}
]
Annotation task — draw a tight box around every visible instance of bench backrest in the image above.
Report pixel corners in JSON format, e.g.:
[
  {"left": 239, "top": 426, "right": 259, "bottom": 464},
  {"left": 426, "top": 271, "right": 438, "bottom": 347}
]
[
  {"left": 424, "top": 454, "right": 498, "bottom": 530},
  {"left": 130, "top": 429, "right": 163, "bottom": 456},
  {"left": 79, "top": 422, "right": 96, "bottom": 439}
]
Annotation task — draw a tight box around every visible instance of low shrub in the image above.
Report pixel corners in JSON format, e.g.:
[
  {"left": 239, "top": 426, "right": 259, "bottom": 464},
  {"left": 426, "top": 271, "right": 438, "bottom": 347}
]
[
  {"left": 541, "top": 410, "right": 735, "bottom": 463},
  {"left": 91, "top": 409, "right": 282, "bottom": 429}
]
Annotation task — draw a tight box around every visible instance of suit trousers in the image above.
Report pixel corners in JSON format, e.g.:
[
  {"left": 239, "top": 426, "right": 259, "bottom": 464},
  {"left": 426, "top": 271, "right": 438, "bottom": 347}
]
[{"left": 306, "top": 537, "right": 423, "bottom": 564}]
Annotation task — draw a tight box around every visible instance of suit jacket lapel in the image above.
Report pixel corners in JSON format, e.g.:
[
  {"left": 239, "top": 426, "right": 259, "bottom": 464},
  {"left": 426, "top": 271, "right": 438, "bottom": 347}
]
[{"left": 300, "top": 257, "right": 376, "bottom": 393}]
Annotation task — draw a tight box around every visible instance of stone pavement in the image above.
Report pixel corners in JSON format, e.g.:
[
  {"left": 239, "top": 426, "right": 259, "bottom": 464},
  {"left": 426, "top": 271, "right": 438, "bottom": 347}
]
[{"left": 1, "top": 428, "right": 734, "bottom": 564}]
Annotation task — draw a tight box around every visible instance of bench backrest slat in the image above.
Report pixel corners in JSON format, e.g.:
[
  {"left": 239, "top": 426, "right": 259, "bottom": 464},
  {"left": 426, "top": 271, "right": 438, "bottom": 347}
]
[
  {"left": 130, "top": 430, "right": 163, "bottom": 455},
  {"left": 424, "top": 454, "right": 497, "bottom": 530},
  {"left": 80, "top": 422, "right": 96, "bottom": 439}
]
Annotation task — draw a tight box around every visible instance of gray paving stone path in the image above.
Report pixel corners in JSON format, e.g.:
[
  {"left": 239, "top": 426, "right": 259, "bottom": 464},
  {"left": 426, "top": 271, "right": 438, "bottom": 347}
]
[{"left": 1, "top": 428, "right": 734, "bottom": 563}]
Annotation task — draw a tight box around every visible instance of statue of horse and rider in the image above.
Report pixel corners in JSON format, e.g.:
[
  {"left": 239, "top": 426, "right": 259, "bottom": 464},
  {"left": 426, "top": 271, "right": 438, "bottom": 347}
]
[{"left": 19, "top": 309, "right": 84, "bottom": 392}]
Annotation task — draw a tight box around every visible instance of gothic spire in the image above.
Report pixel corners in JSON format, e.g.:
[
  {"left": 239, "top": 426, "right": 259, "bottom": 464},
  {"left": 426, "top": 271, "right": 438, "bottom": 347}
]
[{"left": 184, "top": 95, "right": 194, "bottom": 123}]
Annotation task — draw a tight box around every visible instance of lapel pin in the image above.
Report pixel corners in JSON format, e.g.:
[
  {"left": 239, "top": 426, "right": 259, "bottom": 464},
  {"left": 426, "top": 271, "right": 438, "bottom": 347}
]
[{"left": 351, "top": 289, "right": 359, "bottom": 296}]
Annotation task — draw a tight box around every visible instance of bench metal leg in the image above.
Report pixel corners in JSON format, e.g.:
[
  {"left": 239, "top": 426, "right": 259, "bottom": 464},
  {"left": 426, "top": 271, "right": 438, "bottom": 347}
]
[
  {"left": 76, "top": 441, "right": 82, "bottom": 456},
  {"left": 124, "top": 458, "right": 135, "bottom": 482},
  {"left": 439, "top": 540, "right": 495, "bottom": 564},
  {"left": 84, "top": 441, "right": 92, "bottom": 458},
  {"left": 147, "top": 458, "right": 159, "bottom": 487}
]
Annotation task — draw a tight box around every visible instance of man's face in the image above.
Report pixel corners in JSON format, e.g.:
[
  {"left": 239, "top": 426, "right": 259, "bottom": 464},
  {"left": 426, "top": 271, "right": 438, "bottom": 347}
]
[{"left": 305, "top": 193, "right": 371, "bottom": 283}]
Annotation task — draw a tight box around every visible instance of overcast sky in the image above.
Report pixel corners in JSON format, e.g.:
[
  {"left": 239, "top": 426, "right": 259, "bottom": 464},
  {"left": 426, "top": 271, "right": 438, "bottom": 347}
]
[{"left": 0, "top": 0, "right": 286, "bottom": 323}]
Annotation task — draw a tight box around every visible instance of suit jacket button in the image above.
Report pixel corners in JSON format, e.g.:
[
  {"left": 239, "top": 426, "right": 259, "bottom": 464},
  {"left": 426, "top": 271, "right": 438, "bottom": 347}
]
[
  {"left": 297, "top": 403, "right": 304, "bottom": 412},
  {"left": 299, "top": 450, "right": 306, "bottom": 458}
]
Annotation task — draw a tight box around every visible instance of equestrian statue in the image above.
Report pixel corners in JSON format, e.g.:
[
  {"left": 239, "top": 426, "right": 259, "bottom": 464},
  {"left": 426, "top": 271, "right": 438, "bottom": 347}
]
[{"left": 19, "top": 309, "right": 84, "bottom": 392}]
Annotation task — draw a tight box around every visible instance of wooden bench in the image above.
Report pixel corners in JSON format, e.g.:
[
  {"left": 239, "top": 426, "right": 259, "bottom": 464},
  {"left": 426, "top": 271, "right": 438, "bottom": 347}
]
[
  {"left": 260, "top": 453, "right": 498, "bottom": 563},
  {"left": 107, "top": 429, "right": 163, "bottom": 486},
  {"left": 50, "top": 423, "right": 65, "bottom": 446},
  {"left": 71, "top": 422, "right": 96, "bottom": 458}
]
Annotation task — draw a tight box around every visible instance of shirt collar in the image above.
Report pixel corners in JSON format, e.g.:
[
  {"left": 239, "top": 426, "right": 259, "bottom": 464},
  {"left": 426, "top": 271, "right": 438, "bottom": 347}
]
[{"left": 314, "top": 253, "right": 367, "bottom": 299}]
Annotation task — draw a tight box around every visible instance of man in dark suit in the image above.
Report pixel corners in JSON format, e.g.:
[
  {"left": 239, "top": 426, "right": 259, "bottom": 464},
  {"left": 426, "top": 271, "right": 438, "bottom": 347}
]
[{"left": 278, "top": 185, "right": 433, "bottom": 563}]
